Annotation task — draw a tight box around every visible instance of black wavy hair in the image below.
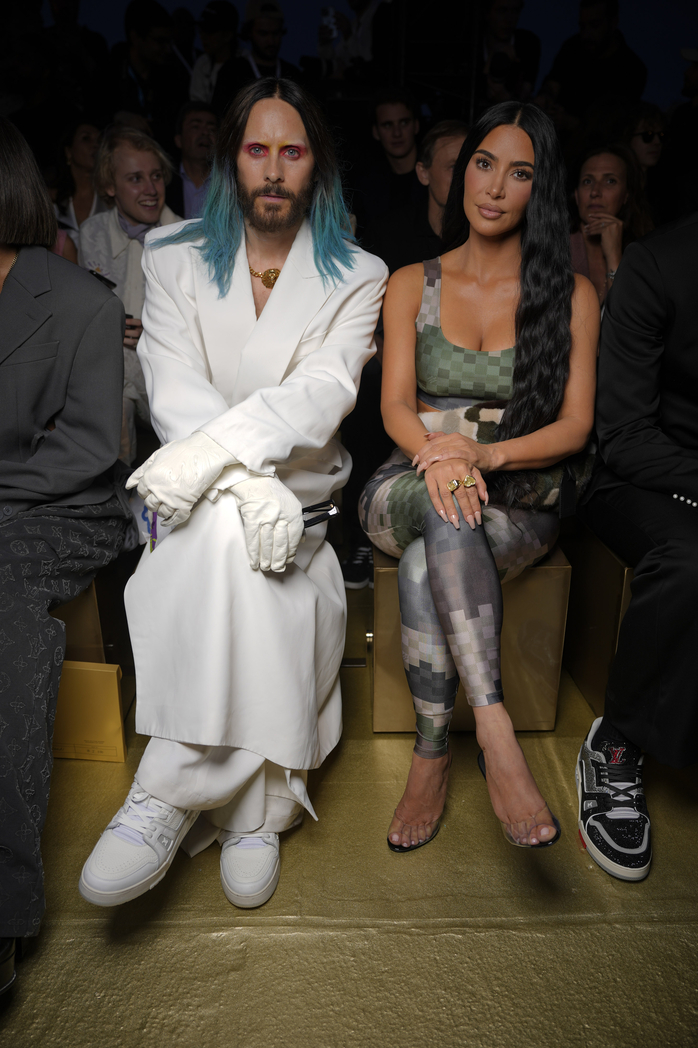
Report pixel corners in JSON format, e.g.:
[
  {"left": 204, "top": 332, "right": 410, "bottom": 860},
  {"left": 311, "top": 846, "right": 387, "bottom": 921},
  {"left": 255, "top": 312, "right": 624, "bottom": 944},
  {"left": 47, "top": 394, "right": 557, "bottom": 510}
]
[
  {"left": 441, "top": 101, "right": 575, "bottom": 507},
  {"left": 0, "top": 117, "right": 57, "bottom": 248}
]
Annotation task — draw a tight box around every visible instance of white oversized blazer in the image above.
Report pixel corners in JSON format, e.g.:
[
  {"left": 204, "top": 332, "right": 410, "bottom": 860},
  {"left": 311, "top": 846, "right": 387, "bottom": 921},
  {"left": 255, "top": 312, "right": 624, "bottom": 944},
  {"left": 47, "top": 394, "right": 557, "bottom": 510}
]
[{"left": 126, "top": 218, "right": 388, "bottom": 774}]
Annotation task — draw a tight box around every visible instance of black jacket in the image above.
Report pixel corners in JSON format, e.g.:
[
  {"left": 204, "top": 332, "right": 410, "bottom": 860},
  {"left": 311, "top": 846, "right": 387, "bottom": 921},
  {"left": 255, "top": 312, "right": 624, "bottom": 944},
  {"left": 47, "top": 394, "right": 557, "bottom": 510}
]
[
  {"left": 0, "top": 247, "right": 125, "bottom": 516},
  {"left": 592, "top": 212, "right": 698, "bottom": 502}
]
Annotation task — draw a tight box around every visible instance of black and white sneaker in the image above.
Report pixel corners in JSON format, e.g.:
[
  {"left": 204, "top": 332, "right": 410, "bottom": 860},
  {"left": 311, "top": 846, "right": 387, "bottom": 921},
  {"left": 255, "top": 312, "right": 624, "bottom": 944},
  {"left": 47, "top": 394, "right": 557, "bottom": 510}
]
[
  {"left": 340, "top": 544, "right": 374, "bottom": 590},
  {"left": 576, "top": 717, "right": 651, "bottom": 882}
]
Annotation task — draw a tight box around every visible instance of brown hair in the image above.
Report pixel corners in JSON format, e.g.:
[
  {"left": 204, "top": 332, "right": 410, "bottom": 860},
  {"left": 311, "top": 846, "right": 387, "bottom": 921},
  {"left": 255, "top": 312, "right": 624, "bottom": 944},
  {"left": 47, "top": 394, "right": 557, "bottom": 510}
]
[
  {"left": 0, "top": 117, "right": 57, "bottom": 247},
  {"left": 574, "top": 143, "right": 654, "bottom": 243},
  {"left": 418, "top": 120, "right": 469, "bottom": 168},
  {"left": 94, "top": 126, "right": 173, "bottom": 205}
]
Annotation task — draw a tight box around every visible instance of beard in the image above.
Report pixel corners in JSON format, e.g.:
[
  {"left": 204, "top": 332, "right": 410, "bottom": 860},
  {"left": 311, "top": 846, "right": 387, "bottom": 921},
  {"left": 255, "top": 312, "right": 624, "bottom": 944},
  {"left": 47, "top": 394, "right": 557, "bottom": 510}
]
[{"left": 237, "top": 179, "right": 315, "bottom": 233}]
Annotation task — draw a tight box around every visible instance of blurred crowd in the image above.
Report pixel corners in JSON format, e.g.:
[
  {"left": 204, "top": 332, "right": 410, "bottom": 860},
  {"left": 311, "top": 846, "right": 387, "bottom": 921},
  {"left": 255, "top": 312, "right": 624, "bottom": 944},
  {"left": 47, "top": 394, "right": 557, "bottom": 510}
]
[{"left": 2, "top": 0, "right": 697, "bottom": 469}]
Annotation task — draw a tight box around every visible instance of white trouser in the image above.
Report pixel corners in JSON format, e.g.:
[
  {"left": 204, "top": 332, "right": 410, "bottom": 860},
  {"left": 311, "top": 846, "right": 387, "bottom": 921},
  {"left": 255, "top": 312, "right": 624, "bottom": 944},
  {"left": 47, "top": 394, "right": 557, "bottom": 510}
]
[{"left": 137, "top": 738, "right": 308, "bottom": 855}]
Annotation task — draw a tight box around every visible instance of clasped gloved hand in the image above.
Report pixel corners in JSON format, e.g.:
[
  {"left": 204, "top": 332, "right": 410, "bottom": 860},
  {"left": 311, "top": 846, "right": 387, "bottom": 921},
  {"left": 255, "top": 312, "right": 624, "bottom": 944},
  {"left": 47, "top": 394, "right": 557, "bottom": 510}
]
[
  {"left": 230, "top": 475, "right": 304, "bottom": 572},
  {"left": 126, "top": 431, "right": 235, "bottom": 527}
]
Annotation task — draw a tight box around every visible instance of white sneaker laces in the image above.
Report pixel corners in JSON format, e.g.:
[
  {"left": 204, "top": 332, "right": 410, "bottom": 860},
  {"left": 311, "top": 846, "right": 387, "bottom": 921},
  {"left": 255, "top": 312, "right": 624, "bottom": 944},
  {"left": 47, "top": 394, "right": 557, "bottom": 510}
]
[{"left": 112, "top": 789, "right": 177, "bottom": 846}]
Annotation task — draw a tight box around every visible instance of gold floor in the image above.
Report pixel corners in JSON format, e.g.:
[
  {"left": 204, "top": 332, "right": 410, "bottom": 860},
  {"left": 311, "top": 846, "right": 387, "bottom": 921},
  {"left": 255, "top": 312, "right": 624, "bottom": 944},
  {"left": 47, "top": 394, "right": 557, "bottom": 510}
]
[{"left": 2, "top": 588, "right": 698, "bottom": 1047}]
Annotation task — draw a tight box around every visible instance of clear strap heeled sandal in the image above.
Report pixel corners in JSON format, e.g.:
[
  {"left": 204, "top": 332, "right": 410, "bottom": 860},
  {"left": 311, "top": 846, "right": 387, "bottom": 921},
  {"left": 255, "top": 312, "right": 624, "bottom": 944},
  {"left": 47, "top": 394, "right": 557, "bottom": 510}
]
[{"left": 477, "top": 751, "right": 561, "bottom": 848}]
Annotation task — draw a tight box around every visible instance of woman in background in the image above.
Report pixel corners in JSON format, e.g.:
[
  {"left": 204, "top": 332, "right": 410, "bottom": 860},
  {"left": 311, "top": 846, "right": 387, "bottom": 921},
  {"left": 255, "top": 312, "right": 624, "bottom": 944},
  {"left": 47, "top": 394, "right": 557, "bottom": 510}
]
[
  {"left": 54, "top": 120, "right": 107, "bottom": 247},
  {"left": 570, "top": 143, "right": 653, "bottom": 304}
]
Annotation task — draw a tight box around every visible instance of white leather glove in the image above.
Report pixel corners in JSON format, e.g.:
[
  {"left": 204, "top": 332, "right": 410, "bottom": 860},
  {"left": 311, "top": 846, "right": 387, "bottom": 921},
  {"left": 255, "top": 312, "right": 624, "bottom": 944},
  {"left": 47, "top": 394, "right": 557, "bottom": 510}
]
[
  {"left": 230, "top": 475, "right": 304, "bottom": 572},
  {"left": 125, "top": 432, "right": 235, "bottom": 527}
]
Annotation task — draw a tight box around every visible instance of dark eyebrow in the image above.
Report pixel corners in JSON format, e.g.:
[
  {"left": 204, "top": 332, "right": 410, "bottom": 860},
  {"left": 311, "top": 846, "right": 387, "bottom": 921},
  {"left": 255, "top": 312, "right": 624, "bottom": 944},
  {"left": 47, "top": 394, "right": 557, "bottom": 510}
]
[{"left": 474, "top": 148, "right": 533, "bottom": 169}]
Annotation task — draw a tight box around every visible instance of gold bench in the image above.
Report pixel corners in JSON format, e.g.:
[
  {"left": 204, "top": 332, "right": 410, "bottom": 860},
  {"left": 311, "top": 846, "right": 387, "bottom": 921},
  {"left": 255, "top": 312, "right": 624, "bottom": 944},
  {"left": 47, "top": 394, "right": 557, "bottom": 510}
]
[{"left": 49, "top": 581, "right": 131, "bottom": 762}]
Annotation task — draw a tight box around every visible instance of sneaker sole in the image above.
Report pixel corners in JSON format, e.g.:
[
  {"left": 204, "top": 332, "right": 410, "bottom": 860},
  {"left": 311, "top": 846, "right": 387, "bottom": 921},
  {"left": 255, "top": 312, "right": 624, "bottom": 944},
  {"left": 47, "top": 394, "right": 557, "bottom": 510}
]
[
  {"left": 575, "top": 760, "right": 651, "bottom": 882},
  {"left": 343, "top": 579, "right": 370, "bottom": 590},
  {"left": 220, "top": 856, "right": 280, "bottom": 909},
  {"left": 78, "top": 809, "right": 199, "bottom": 907}
]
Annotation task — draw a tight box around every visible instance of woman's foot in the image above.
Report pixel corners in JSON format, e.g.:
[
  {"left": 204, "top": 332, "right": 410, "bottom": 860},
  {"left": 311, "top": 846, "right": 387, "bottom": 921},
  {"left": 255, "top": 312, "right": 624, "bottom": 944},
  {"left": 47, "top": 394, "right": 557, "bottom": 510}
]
[
  {"left": 475, "top": 704, "right": 558, "bottom": 847},
  {"left": 387, "top": 750, "right": 450, "bottom": 850}
]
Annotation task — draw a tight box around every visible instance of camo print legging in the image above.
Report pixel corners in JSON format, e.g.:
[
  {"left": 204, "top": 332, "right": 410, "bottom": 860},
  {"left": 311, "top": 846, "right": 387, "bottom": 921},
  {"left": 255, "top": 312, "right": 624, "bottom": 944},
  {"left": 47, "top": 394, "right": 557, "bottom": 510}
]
[{"left": 359, "top": 450, "right": 559, "bottom": 759}]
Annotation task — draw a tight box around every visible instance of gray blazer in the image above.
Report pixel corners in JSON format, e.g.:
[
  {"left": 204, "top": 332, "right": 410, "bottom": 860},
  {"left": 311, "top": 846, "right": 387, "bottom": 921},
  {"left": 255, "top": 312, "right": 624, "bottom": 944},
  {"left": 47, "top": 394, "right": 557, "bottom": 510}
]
[{"left": 0, "top": 246, "right": 126, "bottom": 516}]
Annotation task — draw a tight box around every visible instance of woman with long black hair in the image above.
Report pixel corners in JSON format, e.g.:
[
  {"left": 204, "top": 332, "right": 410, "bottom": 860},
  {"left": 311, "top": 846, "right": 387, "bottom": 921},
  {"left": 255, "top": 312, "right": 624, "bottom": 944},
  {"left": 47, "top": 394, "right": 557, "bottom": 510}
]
[{"left": 360, "top": 101, "right": 599, "bottom": 852}]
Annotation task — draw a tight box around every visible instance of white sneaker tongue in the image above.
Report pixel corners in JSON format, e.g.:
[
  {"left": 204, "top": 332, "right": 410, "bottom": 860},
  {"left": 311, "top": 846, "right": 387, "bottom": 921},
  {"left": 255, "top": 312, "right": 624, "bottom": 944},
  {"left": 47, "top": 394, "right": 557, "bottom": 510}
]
[{"left": 235, "top": 837, "right": 267, "bottom": 849}]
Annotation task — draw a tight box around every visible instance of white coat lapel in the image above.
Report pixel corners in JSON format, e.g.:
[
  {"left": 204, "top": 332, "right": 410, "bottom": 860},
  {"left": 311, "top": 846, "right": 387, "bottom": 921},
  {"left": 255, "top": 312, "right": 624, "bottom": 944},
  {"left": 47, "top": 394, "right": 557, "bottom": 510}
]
[
  {"left": 231, "top": 219, "right": 335, "bottom": 403},
  {"left": 193, "top": 235, "right": 256, "bottom": 406}
]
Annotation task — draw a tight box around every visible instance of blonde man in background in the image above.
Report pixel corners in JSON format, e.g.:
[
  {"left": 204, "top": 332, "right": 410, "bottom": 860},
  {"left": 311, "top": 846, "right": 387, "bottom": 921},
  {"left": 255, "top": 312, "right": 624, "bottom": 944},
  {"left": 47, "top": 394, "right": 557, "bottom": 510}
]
[{"left": 79, "top": 127, "right": 180, "bottom": 463}]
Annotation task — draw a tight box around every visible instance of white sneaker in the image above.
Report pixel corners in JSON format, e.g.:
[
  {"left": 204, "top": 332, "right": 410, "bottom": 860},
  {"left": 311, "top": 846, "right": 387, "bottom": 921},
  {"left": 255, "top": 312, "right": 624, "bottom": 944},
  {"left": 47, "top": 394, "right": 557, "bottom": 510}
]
[
  {"left": 219, "top": 832, "right": 280, "bottom": 908},
  {"left": 79, "top": 780, "right": 198, "bottom": 907}
]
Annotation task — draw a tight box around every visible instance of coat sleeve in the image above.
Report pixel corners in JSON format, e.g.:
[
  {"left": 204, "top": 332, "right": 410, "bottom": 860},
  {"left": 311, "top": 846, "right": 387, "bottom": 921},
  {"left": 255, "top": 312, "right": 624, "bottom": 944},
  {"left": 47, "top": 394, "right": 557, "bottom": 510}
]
[
  {"left": 198, "top": 262, "right": 387, "bottom": 474},
  {"left": 0, "top": 295, "right": 125, "bottom": 501},
  {"left": 596, "top": 240, "right": 698, "bottom": 499},
  {"left": 138, "top": 245, "right": 232, "bottom": 444}
]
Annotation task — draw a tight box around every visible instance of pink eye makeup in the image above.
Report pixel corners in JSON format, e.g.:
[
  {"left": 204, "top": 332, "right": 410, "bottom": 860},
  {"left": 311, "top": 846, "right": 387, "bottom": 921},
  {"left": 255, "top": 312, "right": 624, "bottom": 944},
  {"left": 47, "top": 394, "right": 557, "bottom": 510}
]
[
  {"left": 280, "top": 144, "right": 307, "bottom": 158},
  {"left": 244, "top": 142, "right": 270, "bottom": 156}
]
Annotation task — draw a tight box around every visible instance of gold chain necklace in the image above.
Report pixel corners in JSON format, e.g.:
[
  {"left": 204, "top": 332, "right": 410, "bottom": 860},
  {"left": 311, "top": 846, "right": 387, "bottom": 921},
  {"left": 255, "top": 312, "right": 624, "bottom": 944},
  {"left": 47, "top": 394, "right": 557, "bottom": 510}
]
[{"left": 249, "top": 264, "right": 281, "bottom": 290}]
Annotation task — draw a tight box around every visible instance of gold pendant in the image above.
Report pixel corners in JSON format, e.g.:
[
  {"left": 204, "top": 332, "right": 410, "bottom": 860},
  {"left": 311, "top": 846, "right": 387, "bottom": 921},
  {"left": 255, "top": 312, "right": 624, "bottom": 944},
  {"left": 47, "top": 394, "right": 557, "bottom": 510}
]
[{"left": 249, "top": 265, "right": 281, "bottom": 289}]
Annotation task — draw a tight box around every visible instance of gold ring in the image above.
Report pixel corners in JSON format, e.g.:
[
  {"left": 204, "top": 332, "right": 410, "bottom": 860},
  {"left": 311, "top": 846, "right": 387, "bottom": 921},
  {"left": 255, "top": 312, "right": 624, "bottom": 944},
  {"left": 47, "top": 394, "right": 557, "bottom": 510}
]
[
  {"left": 446, "top": 478, "right": 461, "bottom": 492},
  {"left": 462, "top": 475, "right": 477, "bottom": 488}
]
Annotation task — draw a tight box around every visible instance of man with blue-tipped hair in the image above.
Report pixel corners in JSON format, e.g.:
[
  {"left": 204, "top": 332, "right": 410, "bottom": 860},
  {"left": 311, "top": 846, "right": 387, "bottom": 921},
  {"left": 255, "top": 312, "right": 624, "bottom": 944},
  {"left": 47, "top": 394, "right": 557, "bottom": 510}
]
[{"left": 80, "top": 79, "right": 387, "bottom": 910}]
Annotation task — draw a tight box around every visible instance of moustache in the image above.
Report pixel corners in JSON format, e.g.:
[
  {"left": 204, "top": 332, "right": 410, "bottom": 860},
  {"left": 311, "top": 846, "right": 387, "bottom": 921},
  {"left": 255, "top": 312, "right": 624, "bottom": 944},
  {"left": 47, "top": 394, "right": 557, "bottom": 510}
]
[{"left": 250, "top": 186, "right": 293, "bottom": 201}]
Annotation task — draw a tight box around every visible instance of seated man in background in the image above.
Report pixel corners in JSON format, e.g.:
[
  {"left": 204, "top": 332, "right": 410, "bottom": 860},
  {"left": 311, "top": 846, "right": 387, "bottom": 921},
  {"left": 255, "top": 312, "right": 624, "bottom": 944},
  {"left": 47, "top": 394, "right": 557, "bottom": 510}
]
[
  {"left": 536, "top": 0, "right": 646, "bottom": 134},
  {"left": 166, "top": 102, "right": 218, "bottom": 219},
  {"left": 190, "top": 1, "right": 239, "bottom": 104},
  {"left": 212, "top": 1, "right": 303, "bottom": 116},
  {"left": 0, "top": 119, "right": 129, "bottom": 996},
  {"left": 109, "top": 0, "right": 189, "bottom": 154},
  {"left": 78, "top": 126, "right": 180, "bottom": 464},
  {"left": 576, "top": 212, "right": 698, "bottom": 883},
  {"left": 351, "top": 87, "right": 424, "bottom": 235},
  {"left": 363, "top": 119, "right": 467, "bottom": 274}
]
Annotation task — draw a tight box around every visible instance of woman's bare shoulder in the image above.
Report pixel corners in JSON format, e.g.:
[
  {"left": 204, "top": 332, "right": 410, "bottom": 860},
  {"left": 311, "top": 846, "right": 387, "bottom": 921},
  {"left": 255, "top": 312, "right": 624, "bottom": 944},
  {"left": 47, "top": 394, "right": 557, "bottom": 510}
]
[
  {"left": 384, "top": 262, "right": 423, "bottom": 311},
  {"left": 387, "top": 262, "right": 424, "bottom": 291}
]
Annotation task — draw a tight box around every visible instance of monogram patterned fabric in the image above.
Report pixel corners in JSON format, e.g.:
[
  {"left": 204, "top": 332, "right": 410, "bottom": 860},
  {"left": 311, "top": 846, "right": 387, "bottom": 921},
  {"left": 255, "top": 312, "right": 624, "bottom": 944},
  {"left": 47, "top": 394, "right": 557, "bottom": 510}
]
[{"left": 0, "top": 501, "right": 126, "bottom": 937}]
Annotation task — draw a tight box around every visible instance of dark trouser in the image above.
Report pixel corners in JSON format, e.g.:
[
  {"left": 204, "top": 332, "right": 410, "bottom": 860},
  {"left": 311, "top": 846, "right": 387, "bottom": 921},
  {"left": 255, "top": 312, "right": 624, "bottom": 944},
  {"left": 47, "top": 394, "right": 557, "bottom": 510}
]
[
  {"left": 579, "top": 481, "right": 698, "bottom": 768},
  {"left": 340, "top": 356, "right": 395, "bottom": 543},
  {"left": 0, "top": 502, "right": 127, "bottom": 938}
]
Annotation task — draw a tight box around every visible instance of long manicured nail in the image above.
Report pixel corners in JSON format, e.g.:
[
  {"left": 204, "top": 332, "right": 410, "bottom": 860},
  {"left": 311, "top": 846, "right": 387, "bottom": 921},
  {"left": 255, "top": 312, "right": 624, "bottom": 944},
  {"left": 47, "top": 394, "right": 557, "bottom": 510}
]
[
  {"left": 451, "top": 513, "right": 460, "bottom": 529},
  {"left": 484, "top": 493, "right": 489, "bottom": 505},
  {"left": 475, "top": 511, "right": 482, "bottom": 525},
  {"left": 412, "top": 454, "right": 418, "bottom": 466},
  {"left": 467, "top": 515, "right": 476, "bottom": 530},
  {"left": 439, "top": 509, "right": 447, "bottom": 520}
]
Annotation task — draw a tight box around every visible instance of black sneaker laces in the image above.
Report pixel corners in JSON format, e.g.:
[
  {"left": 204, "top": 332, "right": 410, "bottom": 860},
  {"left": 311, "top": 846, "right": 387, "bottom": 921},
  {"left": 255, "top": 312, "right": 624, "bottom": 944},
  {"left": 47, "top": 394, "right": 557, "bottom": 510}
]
[{"left": 598, "top": 760, "right": 644, "bottom": 818}]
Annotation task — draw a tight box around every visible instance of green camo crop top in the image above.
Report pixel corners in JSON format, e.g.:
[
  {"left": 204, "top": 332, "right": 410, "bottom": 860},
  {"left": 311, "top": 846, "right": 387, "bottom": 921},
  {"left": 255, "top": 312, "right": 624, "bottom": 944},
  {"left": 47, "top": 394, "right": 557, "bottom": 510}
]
[{"left": 415, "top": 257, "right": 515, "bottom": 408}]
